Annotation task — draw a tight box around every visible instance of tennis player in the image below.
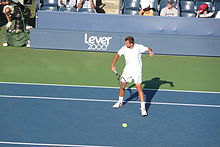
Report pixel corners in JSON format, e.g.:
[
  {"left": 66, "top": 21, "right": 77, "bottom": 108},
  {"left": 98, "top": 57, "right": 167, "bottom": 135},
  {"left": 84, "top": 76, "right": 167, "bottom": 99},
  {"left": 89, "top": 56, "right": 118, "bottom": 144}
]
[{"left": 111, "top": 36, "right": 154, "bottom": 116}]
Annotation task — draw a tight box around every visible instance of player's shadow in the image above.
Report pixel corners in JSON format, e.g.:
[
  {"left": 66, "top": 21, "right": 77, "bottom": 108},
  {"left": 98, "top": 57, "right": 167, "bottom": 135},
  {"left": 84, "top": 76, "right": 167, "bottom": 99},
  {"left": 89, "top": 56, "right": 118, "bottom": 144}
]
[{"left": 124, "top": 77, "right": 174, "bottom": 111}]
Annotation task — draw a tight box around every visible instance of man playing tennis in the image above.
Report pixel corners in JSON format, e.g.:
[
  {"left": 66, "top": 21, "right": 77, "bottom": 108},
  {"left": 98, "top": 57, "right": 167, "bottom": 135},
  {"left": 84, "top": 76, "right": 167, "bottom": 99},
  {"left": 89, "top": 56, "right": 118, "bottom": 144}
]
[{"left": 111, "top": 36, "right": 154, "bottom": 116}]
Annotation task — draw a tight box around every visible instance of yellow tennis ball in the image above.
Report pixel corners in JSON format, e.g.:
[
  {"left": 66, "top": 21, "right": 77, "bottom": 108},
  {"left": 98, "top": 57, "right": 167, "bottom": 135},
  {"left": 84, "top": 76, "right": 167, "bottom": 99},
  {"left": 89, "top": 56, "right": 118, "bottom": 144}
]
[{"left": 122, "top": 123, "right": 128, "bottom": 128}]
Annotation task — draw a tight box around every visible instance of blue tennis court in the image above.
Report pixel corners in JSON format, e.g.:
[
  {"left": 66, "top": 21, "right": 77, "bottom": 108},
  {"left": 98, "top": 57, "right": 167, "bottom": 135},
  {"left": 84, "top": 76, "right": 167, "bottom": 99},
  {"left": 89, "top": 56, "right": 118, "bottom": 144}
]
[{"left": 0, "top": 82, "right": 220, "bottom": 147}]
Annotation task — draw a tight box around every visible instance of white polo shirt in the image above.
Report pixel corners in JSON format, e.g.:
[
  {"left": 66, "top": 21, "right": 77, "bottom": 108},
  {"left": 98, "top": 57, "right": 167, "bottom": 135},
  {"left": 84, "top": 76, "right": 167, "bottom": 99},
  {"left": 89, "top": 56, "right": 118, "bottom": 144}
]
[
  {"left": 160, "top": 7, "right": 179, "bottom": 17},
  {"left": 118, "top": 44, "right": 149, "bottom": 73}
]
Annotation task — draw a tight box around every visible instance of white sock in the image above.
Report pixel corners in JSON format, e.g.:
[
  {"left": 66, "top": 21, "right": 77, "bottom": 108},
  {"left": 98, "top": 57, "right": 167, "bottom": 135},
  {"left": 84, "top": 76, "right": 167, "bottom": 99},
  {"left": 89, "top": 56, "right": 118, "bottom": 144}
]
[
  {"left": 141, "top": 102, "right": 146, "bottom": 109},
  {"left": 118, "top": 96, "right": 123, "bottom": 103}
]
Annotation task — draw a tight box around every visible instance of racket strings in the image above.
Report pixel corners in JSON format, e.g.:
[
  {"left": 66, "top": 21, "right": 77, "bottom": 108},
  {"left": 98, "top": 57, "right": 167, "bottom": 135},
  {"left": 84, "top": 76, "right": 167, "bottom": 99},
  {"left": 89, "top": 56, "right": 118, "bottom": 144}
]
[{"left": 113, "top": 70, "right": 126, "bottom": 88}]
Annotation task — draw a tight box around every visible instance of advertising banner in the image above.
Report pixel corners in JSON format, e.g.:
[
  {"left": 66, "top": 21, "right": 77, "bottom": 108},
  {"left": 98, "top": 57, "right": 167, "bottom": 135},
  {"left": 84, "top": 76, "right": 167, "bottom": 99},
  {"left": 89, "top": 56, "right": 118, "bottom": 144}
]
[{"left": 30, "top": 29, "right": 220, "bottom": 56}]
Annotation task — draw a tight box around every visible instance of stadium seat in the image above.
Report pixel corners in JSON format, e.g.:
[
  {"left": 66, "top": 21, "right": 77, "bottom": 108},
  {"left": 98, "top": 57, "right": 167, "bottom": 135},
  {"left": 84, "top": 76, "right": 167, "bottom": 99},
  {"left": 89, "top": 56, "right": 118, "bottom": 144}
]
[
  {"left": 180, "top": 1, "right": 195, "bottom": 13},
  {"left": 215, "top": 2, "right": 220, "bottom": 13},
  {"left": 123, "top": 0, "right": 141, "bottom": 9},
  {"left": 36, "top": 0, "right": 41, "bottom": 10},
  {"left": 154, "top": 11, "right": 159, "bottom": 16},
  {"left": 152, "top": 0, "right": 159, "bottom": 12},
  {"left": 123, "top": 8, "right": 139, "bottom": 15},
  {"left": 196, "top": 1, "right": 215, "bottom": 12},
  {"left": 60, "top": 7, "right": 77, "bottom": 12},
  {"left": 43, "top": 0, "right": 58, "bottom": 7},
  {"left": 181, "top": 12, "right": 196, "bottom": 17},
  {"left": 41, "top": 6, "right": 58, "bottom": 11},
  {"left": 78, "top": 8, "right": 96, "bottom": 13}
]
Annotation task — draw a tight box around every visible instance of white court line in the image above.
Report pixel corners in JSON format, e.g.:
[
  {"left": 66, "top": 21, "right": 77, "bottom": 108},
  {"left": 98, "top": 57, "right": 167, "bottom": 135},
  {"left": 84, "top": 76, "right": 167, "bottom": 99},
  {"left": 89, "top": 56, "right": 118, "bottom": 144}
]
[
  {"left": 0, "top": 81, "right": 220, "bottom": 94},
  {"left": 0, "top": 94, "right": 220, "bottom": 108},
  {"left": 0, "top": 141, "right": 113, "bottom": 147}
]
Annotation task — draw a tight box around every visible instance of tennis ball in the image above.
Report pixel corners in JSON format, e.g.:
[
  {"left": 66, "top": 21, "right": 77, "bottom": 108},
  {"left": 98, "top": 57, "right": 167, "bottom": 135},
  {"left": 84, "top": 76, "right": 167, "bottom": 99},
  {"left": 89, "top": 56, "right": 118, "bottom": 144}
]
[{"left": 122, "top": 123, "right": 128, "bottom": 128}]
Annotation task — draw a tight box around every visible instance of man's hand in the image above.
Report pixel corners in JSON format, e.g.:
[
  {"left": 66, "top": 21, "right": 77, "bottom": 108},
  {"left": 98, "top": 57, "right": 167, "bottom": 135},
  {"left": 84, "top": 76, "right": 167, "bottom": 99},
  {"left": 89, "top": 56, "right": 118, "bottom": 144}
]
[
  {"left": 149, "top": 51, "right": 154, "bottom": 56},
  {"left": 111, "top": 66, "right": 116, "bottom": 72},
  {"left": 148, "top": 48, "right": 154, "bottom": 56}
]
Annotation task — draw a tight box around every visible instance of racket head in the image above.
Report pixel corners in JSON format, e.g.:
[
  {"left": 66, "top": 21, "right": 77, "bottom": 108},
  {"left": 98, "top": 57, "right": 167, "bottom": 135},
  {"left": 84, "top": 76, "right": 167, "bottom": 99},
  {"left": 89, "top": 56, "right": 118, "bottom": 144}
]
[
  {"left": 113, "top": 70, "right": 127, "bottom": 88},
  {"left": 119, "top": 76, "right": 126, "bottom": 83},
  {"left": 118, "top": 74, "right": 127, "bottom": 88}
]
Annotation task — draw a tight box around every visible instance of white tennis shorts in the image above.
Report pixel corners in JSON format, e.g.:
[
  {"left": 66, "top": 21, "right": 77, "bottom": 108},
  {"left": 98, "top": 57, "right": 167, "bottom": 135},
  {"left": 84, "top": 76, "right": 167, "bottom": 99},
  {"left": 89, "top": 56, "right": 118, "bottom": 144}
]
[{"left": 121, "top": 70, "right": 142, "bottom": 84}]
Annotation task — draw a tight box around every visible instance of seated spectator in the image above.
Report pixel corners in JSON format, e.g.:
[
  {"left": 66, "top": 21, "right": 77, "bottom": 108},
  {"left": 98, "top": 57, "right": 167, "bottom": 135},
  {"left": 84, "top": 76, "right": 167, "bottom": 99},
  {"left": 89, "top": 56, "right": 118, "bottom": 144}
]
[
  {"left": 196, "top": 3, "right": 214, "bottom": 18},
  {"left": 139, "top": 0, "right": 155, "bottom": 16},
  {"left": 160, "top": 0, "right": 179, "bottom": 17},
  {"left": 139, "top": 3, "right": 154, "bottom": 16},
  {"left": 77, "top": 0, "right": 96, "bottom": 9},
  {"left": 0, "top": 0, "right": 14, "bottom": 28},
  {"left": 59, "top": 0, "right": 77, "bottom": 8}
]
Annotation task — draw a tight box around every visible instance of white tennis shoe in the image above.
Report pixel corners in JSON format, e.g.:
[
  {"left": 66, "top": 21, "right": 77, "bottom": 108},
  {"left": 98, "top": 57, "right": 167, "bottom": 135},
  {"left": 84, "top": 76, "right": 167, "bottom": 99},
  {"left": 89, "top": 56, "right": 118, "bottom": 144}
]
[
  {"left": 113, "top": 101, "right": 123, "bottom": 108},
  {"left": 140, "top": 108, "right": 148, "bottom": 116},
  {"left": 3, "top": 42, "right": 8, "bottom": 47}
]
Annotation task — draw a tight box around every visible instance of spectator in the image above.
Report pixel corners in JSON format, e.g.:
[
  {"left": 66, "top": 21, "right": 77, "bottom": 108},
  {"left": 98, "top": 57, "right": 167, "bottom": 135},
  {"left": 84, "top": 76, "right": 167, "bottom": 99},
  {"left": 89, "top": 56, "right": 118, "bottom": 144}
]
[
  {"left": 139, "top": 0, "right": 155, "bottom": 16},
  {"left": 77, "top": 0, "right": 96, "bottom": 9},
  {"left": 0, "top": 0, "right": 14, "bottom": 28},
  {"left": 139, "top": 6, "right": 155, "bottom": 16},
  {"left": 59, "top": 0, "right": 77, "bottom": 8},
  {"left": 160, "top": 0, "right": 179, "bottom": 17},
  {"left": 196, "top": 3, "right": 214, "bottom": 18}
]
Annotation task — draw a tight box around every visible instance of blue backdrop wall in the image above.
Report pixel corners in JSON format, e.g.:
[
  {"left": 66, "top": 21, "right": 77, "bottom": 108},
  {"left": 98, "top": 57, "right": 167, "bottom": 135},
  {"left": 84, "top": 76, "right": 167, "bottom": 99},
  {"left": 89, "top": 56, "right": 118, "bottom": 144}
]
[{"left": 30, "top": 11, "right": 220, "bottom": 56}]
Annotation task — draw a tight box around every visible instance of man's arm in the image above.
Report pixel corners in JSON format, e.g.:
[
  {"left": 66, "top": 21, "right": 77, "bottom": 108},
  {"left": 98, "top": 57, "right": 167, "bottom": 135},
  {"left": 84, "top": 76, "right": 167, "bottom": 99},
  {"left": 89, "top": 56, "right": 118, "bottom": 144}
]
[
  {"left": 175, "top": 8, "right": 179, "bottom": 17},
  {"left": 77, "top": 0, "right": 83, "bottom": 9},
  {"left": 89, "top": 0, "right": 96, "bottom": 9},
  {"left": 111, "top": 53, "right": 120, "bottom": 71},
  {"left": 160, "top": 8, "right": 165, "bottom": 16}
]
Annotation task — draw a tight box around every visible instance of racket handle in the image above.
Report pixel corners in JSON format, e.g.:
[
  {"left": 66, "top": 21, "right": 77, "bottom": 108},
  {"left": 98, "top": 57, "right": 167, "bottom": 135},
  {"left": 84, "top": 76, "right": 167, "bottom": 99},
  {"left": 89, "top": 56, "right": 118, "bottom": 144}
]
[{"left": 113, "top": 70, "right": 118, "bottom": 75}]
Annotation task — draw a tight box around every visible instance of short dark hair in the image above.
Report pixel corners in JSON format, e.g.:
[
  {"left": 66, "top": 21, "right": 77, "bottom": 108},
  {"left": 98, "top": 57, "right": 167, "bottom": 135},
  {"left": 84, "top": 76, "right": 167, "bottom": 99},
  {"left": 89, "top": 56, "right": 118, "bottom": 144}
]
[{"left": 125, "top": 36, "right": 134, "bottom": 44}]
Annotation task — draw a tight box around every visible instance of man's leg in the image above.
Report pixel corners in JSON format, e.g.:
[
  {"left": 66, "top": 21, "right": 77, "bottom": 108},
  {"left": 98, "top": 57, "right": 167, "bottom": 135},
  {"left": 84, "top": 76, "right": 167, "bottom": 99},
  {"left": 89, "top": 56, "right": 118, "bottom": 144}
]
[
  {"left": 113, "top": 82, "right": 127, "bottom": 108},
  {"left": 119, "top": 82, "right": 127, "bottom": 97},
  {"left": 135, "top": 83, "right": 147, "bottom": 116},
  {"left": 135, "top": 83, "right": 145, "bottom": 102}
]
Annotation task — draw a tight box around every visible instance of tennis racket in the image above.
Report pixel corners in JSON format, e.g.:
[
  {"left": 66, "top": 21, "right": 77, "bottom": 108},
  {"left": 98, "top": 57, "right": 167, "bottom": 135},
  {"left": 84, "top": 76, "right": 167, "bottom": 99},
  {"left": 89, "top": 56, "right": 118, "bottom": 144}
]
[{"left": 113, "top": 70, "right": 126, "bottom": 88}]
